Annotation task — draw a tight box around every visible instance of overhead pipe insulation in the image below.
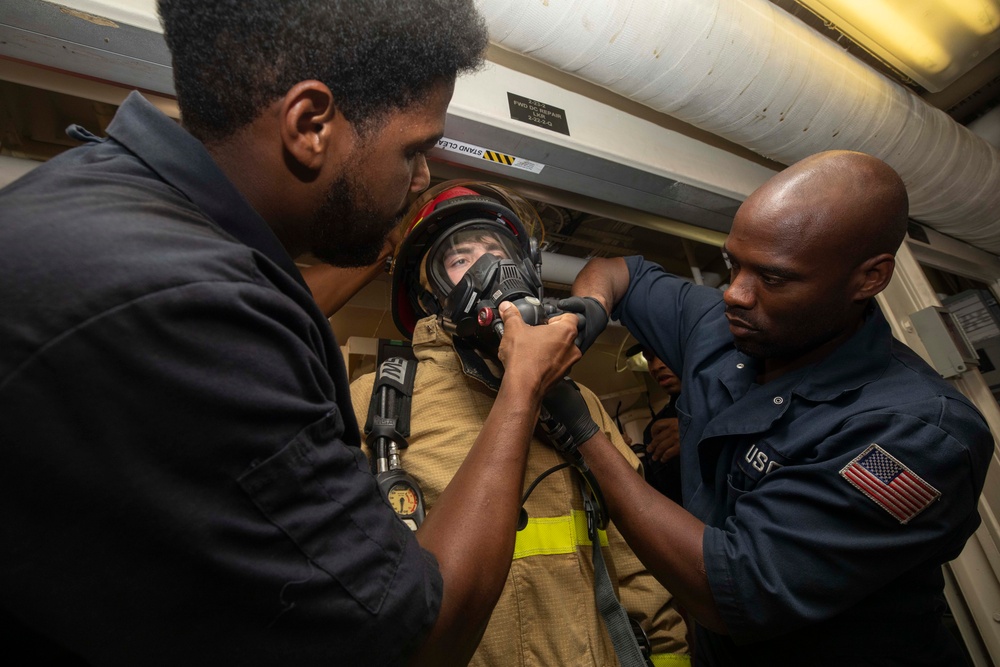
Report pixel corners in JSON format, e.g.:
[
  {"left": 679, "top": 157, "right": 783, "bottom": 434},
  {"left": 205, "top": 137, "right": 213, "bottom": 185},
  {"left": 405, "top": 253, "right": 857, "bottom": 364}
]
[
  {"left": 970, "top": 106, "right": 1000, "bottom": 150},
  {"left": 475, "top": 0, "right": 1000, "bottom": 254}
]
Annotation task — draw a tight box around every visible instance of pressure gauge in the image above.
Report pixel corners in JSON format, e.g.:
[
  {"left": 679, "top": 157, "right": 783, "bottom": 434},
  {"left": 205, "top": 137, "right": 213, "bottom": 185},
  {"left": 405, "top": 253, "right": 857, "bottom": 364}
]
[
  {"left": 388, "top": 482, "right": 420, "bottom": 515},
  {"left": 377, "top": 469, "right": 426, "bottom": 531}
]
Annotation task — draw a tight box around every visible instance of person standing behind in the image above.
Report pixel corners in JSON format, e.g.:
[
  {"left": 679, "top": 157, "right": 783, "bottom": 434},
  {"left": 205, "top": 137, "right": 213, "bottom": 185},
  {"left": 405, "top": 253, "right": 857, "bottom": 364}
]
[
  {"left": 556, "top": 150, "right": 992, "bottom": 666},
  {"left": 633, "top": 346, "right": 684, "bottom": 505},
  {"left": 0, "top": 3, "right": 586, "bottom": 665}
]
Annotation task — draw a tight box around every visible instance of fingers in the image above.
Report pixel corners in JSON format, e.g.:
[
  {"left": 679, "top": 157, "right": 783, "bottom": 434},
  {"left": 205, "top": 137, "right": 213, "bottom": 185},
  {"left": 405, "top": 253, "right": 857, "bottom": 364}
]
[
  {"left": 646, "top": 436, "right": 679, "bottom": 462},
  {"left": 647, "top": 441, "right": 679, "bottom": 462},
  {"left": 552, "top": 300, "right": 586, "bottom": 340},
  {"left": 498, "top": 301, "right": 582, "bottom": 399},
  {"left": 546, "top": 312, "right": 577, "bottom": 326},
  {"left": 555, "top": 297, "right": 585, "bottom": 314},
  {"left": 650, "top": 418, "right": 679, "bottom": 436},
  {"left": 504, "top": 303, "right": 578, "bottom": 341},
  {"left": 498, "top": 300, "right": 523, "bottom": 327},
  {"left": 647, "top": 418, "right": 680, "bottom": 462},
  {"left": 553, "top": 296, "right": 609, "bottom": 354}
]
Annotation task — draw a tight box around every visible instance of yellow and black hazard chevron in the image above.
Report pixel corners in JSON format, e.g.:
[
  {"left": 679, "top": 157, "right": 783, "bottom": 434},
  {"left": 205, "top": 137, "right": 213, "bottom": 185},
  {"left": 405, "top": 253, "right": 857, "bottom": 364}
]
[{"left": 482, "top": 150, "right": 515, "bottom": 166}]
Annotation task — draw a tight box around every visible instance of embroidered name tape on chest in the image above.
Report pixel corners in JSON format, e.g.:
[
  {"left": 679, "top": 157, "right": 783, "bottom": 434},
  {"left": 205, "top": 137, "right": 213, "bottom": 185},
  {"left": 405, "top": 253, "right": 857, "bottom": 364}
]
[{"left": 840, "top": 444, "right": 941, "bottom": 524}]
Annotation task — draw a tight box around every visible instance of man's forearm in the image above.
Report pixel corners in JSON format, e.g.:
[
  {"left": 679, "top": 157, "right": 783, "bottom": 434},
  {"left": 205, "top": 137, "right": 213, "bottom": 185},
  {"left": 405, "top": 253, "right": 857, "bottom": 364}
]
[
  {"left": 301, "top": 262, "right": 386, "bottom": 318},
  {"left": 571, "top": 256, "right": 631, "bottom": 315},
  {"left": 578, "top": 432, "right": 728, "bottom": 633}
]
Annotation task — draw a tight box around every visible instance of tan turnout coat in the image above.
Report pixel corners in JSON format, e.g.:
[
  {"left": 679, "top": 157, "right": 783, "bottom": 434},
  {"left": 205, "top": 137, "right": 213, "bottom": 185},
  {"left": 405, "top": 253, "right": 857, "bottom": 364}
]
[{"left": 350, "top": 316, "right": 689, "bottom": 667}]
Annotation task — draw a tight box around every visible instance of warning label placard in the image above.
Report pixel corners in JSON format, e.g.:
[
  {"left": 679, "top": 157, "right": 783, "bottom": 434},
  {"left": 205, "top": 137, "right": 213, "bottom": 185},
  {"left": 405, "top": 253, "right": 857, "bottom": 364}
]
[{"left": 434, "top": 137, "right": 545, "bottom": 174}]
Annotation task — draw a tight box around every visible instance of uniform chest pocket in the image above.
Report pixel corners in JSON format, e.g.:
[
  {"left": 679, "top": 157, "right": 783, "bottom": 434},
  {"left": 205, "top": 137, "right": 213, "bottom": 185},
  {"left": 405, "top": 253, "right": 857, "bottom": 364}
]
[
  {"left": 675, "top": 404, "right": 692, "bottom": 430},
  {"left": 726, "top": 472, "right": 751, "bottom": 509}
]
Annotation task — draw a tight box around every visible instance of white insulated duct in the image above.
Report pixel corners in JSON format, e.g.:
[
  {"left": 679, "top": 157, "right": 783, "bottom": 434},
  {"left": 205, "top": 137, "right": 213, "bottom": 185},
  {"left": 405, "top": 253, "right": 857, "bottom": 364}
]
[
  {"left": 475, "top": 0, "right": 1000, "bottom": 253},
  {"left": 970, "top": 105, "right": 1000, "bottom": 150}
]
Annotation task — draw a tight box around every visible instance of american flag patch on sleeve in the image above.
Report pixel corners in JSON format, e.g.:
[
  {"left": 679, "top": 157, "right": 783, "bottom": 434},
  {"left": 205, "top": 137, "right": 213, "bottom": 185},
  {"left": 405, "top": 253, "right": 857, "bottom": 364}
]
[{"left": 840, "top": 444, "right": 941, "bottom": 524}]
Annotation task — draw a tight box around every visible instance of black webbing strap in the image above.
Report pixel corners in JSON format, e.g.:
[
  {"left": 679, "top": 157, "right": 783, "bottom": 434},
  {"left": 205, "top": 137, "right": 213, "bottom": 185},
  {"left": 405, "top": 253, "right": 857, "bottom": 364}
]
[
  {"left": 583, "top": 486, "right": 650, "bottom": 667},
  {"left": 364, "top": 357, "right": 418, "bottom": 441},
  {"left": 452, "top": 337, "right": 503, "bottom": 392}
]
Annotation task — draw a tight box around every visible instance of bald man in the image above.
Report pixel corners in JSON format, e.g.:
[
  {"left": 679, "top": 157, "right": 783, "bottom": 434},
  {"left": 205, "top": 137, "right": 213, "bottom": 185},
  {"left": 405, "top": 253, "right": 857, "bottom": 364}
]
[{"left": 561, "top": 151, "right": 992, "bottom": 666}]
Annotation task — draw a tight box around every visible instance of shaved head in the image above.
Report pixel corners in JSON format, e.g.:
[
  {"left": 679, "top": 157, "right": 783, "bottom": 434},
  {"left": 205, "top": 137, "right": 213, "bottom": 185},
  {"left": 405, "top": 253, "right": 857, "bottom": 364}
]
[{"left": 746, "top": 150, "right": 909, "bottom": 267}]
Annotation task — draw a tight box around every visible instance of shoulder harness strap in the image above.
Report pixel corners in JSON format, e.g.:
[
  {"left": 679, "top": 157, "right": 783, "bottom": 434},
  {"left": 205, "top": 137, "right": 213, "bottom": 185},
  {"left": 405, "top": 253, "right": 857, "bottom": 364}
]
[
  {"left": 365, "top": 356, "right": 425, "bottom": 531},
  {"left": 364, "top": 356, "right": 418, "bottom": 445}
]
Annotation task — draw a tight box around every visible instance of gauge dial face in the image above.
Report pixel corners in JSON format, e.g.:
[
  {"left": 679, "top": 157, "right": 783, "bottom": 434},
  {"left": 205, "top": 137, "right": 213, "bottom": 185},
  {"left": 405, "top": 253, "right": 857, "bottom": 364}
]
[{"left": 388, "top": 483, "right": 419, "bottom": 515}]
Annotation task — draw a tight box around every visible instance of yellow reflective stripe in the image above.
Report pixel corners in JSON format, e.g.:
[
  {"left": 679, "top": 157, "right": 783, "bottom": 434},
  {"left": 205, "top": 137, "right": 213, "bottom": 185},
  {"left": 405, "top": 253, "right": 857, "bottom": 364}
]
[
  {"left": 512, "top": 509, "right": 609, "bottom": 559},
  {"left": 651, "top": 653, "right": 691, "bottom": 666}
]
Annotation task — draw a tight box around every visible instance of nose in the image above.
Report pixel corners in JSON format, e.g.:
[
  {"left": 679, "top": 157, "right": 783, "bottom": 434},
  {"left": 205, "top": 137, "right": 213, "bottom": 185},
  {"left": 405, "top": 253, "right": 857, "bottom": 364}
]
[
  {"left": 410, "top": 154, "right": 430, "bottom": 193},
  {"left": 647, "top": 356, "right": 665, "bottom": 374},
  {"left": 723, "top": 271, "right": 754, "bottom": 310}
]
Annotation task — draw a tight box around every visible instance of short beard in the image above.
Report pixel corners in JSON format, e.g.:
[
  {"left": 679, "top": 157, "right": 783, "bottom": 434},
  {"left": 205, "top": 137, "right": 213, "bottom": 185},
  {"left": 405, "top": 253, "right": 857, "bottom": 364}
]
[
  {"left": 307, "top": 169, "right": 402, "bottom": 268},
  {"left": 732, "top": 325, "right": 841, "bottom": 361},
  {"left": 733, "top": 339, "right": 769, "bottom": 359}
]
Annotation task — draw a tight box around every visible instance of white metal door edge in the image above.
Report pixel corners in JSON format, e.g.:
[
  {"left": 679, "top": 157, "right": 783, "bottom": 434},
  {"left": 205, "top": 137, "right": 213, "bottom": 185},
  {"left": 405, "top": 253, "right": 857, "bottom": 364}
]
[{"left": 879, "top": 243, "right": 1000, "bottom": 665}]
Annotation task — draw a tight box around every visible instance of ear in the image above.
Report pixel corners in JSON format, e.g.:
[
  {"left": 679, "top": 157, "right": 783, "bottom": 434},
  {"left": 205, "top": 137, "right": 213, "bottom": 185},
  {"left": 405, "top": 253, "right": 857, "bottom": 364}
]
[
  {"left": 852, "top": 253, "right": 895, "bottom": 301},
  {"left": 278, "top": 80, "right": 354, "bottom": 172}
]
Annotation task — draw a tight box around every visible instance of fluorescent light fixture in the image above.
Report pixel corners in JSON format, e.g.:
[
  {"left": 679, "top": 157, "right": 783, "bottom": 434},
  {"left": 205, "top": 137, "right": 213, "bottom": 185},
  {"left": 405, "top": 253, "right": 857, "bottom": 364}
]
[{"left": 797, "top": 0, "right": 1000, "bottom": 91}]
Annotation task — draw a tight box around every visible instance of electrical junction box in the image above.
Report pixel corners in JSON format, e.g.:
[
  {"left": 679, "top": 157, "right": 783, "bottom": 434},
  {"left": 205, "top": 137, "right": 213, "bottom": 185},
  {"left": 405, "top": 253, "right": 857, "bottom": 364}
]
[
  {"left": 942, "top": 290, "right": 1000, "bottom": 394},
  {"left": 909, "top": 305, "right": 980, "bottom": 378}
]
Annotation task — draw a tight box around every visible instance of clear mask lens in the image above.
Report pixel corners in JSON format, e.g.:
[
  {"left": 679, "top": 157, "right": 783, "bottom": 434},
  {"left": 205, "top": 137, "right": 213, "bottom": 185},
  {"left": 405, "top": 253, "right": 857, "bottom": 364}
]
[{"left": 427, "top": 225, "right": 526, "bottom": 295}]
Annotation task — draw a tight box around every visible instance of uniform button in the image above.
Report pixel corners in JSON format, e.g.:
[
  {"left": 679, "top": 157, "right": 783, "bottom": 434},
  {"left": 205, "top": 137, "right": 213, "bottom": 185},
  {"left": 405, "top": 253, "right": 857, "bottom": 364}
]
[
  {"left": 773, "top": 396, "right": 783, "bottom": 405},
  {"left": 737, "top": 363, "right": 745, "bottom": 369}
]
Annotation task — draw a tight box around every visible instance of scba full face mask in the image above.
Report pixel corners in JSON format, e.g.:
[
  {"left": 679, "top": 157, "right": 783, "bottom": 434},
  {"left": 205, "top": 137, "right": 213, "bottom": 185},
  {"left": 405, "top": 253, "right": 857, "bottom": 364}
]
[
  {"left": 426, "top": 223, "right": 544, "bottom": 348},
  {"left": 390, "top": 182, "right": 544, "bottom": 352}
]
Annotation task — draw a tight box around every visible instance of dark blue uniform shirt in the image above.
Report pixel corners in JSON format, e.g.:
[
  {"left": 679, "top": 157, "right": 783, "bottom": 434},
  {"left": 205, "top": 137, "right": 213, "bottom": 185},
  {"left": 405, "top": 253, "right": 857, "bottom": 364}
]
[
  {"left": 615, "top": 256, "right": 992, "bottom": 666},
  {"left": 0, "top": 92, "right": 442, "bottom": 665}
]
